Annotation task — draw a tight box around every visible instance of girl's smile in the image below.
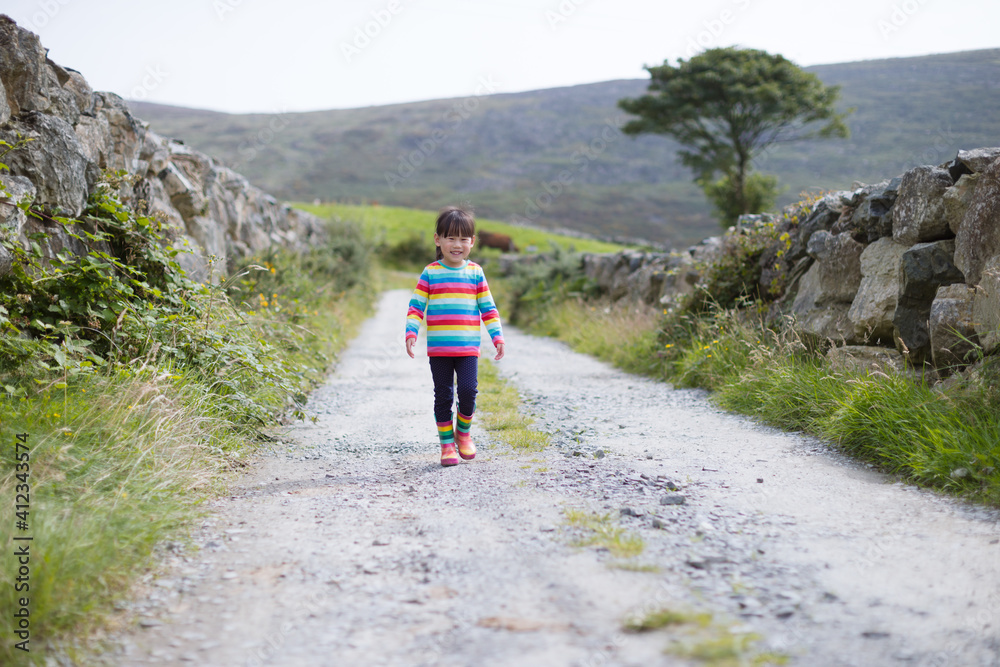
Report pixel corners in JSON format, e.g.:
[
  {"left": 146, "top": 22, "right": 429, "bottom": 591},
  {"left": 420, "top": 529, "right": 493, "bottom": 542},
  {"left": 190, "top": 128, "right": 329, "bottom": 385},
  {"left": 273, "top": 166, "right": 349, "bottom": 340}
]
[{"left": 435, "top": 233, "right": 474, "bottom": 267}]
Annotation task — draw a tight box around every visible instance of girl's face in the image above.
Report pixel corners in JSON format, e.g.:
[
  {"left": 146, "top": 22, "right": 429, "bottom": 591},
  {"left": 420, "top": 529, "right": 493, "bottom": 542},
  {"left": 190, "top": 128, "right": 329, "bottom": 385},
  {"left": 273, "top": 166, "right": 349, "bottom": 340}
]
[{"left": 435, "top": 232, "right": 474, "bottom": 267}]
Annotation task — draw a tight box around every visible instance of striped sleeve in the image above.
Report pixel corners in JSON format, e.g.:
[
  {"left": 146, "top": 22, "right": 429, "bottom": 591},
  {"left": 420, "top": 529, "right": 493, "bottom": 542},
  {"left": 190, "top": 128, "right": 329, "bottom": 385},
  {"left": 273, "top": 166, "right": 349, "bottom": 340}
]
[
  {"left": 405, "top": 268, "right": 430, "bottom": 341},
  {"left": 476, "top": 267, "right": 504, "bottom": 345}
]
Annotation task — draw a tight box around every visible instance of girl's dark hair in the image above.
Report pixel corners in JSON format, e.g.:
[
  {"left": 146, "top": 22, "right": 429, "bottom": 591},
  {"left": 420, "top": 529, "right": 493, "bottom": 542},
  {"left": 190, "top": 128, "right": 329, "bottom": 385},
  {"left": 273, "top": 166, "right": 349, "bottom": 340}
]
[{"left": 434, "top": 206, "right": 476, "bottom": 261}]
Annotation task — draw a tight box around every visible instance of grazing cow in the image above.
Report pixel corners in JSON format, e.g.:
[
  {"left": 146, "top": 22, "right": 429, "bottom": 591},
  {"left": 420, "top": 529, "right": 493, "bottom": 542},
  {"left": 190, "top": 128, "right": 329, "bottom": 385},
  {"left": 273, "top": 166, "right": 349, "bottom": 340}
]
[{"left": 477, "top": 230, "right": 518, "bottom": 252}]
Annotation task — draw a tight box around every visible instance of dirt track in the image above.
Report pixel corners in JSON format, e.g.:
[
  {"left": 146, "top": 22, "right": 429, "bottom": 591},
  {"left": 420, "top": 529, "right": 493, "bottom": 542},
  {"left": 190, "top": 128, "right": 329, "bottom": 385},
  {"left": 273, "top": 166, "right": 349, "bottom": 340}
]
[{"left": 112, "top": 290, "right": 1000, "bottom": 666}]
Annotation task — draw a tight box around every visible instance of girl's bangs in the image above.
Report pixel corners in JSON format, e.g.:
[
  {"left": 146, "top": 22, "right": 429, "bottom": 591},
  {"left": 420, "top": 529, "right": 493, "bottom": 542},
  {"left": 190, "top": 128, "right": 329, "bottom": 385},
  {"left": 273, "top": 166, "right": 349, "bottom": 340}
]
[{"left": 437, "top": 208, "right": 476, "bottom": 238}]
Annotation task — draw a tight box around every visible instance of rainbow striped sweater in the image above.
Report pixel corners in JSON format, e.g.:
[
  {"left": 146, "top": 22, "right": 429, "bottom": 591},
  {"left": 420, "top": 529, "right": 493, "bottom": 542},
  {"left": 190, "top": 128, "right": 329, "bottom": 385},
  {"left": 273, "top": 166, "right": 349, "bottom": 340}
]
[{"left": 405, "top": 260, "right": 504, "bottom": 357}]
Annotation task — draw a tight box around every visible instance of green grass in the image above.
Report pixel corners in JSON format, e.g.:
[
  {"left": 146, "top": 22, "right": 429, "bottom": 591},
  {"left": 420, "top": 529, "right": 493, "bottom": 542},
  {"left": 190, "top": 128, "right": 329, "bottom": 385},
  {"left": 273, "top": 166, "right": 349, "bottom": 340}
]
[
  {"left": 622, "top": 607, "right": 788, "bottom": 666},
  {"left": 296, "top": 202, "right": 627, "bottom": 255},
  {"left": 476, "top": 358, "right": 549, "bottom": 451},
  {"left": 562, "top": 508, "right": 645, "bottom": 558},
  {"left": 512, "top": 291, "right": 1000, "bottom": 506},
  {"left": 624, "top": 608, "right": 712, "bottom": 632},
  {"left": 0, "top": 205, "right": 375, "bottom": 664}
]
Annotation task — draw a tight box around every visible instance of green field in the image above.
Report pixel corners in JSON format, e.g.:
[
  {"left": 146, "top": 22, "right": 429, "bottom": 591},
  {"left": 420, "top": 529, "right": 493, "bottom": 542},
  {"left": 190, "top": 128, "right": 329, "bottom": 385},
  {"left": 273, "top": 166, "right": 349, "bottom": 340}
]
[{"left": 296, "top": 202, "right": 628, "bottom": 255}]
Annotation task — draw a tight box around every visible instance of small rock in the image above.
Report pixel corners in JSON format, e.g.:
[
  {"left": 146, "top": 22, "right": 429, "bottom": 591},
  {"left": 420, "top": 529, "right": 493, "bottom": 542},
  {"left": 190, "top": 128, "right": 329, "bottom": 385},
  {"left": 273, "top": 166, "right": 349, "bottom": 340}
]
[
  {"left": 221, "top": 571, "right": 238, "bottom": 580},
  {"left": 660, "top": 494, "right": 686, "bottom": 506},
  {"left": 620, "top": 507, "right": 643, "bottom": 517},
  {"left": 756, "top": 478, "right": 764, "bottom": 484},
  {"left": 594, "top": 450, "right": 605, "bottom": 459},
  {"left": 774, "top": 606, "right": 796, "bottom": 619},
  {"left": 139, "top": 618, "right": 161, "bottom": 629},
  {"left": 862, "top": 631, "right": 890, "bottom": 639},
  {"left": 665, "top": 481, "right": 678, "bottom": 491},
  {"left": 372, "top": 539, "right": 390, "bottom": 546},
  {"left": 651, "top": 518, "right": 665, "bottom": 529},
  {"left": 573, "top": 451, "right": 585, "bottom": 457}
]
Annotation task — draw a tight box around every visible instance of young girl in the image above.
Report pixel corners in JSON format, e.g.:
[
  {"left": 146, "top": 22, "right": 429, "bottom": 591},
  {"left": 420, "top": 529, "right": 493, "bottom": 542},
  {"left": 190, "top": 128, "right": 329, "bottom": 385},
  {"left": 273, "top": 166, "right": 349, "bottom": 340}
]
[{"left": 405, "top": 206, "right": 505, "bottom": 467}]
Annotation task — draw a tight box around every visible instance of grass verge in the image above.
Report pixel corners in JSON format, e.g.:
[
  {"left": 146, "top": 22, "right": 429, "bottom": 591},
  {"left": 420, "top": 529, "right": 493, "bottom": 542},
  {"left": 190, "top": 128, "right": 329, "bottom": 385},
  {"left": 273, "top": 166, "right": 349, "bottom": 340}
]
[
  {"left": 0, "top": 177, "right": 376, "bottom": 663},
  {"left": 476, "top": 358, "right": 548, "bottom": 452},
  {"left": 509, "top": 289, "right": 1000, "bottom": 506}
]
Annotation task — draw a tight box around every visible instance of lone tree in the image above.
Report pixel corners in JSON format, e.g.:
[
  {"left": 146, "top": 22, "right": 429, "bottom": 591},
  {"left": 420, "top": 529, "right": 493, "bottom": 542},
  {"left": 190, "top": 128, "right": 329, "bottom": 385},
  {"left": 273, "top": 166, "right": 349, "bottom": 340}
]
[{"left": 618, "top": 47, "right": 850, "bottom": 226}]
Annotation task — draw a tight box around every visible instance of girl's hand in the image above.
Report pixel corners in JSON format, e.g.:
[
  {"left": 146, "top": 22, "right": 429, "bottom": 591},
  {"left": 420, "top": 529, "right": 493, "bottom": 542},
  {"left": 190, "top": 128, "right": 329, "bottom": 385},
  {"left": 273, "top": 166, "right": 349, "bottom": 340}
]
[
  {"left": 494, "top": 342, "right": 505, "bottom": 361},
  {"left": 406, "top": 337, "right": 416, "bottom": 358}
]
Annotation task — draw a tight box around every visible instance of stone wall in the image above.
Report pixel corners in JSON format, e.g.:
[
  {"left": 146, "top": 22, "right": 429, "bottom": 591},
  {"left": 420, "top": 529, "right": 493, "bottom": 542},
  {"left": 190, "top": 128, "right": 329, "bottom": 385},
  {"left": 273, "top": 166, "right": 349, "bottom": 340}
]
[
  {"left": 0, "top": 16, "right": 325, "bottom": 281},
  {"left": 550, "top": 147, "right": 1000, "bottom": 372}
]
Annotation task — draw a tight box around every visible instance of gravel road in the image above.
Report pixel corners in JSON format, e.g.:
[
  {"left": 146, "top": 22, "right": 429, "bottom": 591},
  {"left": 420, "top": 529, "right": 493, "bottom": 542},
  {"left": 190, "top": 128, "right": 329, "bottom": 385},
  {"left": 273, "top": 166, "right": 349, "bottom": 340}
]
[{"left": 112, "top": 289, "right": 1000, "bottom": 666}]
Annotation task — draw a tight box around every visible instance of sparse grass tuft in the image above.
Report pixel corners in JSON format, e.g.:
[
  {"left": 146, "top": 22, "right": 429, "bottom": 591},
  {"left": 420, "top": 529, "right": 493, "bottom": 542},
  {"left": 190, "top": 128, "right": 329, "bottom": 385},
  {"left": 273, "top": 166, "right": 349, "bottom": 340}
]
[
  {"left": 624, "top": 608, "right": 711, "bottom": 632},
  {"left": 476, "top": 358, "right": 549, "bottom": 451},
  {"left": 562, "top": 508, "right": 645, "bottom": 558}
]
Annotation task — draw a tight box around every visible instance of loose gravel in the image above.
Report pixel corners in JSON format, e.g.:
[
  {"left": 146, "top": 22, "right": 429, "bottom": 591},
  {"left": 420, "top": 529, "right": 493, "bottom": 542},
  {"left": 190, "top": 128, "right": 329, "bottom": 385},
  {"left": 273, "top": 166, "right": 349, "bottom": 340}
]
[{"left": 109, "top": 290, "right": 1000, "bottom": 667}]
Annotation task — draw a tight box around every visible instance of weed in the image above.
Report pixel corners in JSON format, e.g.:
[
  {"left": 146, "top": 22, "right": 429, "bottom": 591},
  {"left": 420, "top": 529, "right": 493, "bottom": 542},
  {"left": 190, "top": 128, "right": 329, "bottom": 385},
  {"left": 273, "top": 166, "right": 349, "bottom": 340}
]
[
  {"left": 624, "top": 608, "right": 711, "bottom": 632},
  {"left": 562, "top": 508, "right": 645, "bottom": 558}
]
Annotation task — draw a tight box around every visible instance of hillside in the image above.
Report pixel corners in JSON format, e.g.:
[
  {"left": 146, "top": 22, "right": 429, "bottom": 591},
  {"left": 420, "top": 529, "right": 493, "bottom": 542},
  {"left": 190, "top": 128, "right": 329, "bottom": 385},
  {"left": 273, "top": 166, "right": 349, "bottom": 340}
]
[{"left": 131, "top": 49, "right": 1000, "bottom": 247}]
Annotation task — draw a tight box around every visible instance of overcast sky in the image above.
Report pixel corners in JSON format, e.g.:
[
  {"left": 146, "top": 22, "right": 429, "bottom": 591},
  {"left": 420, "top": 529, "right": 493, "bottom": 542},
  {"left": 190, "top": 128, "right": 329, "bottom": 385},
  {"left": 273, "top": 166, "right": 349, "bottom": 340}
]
[{"left": 5, "top": 0, "right": 999, "bottom": 114}]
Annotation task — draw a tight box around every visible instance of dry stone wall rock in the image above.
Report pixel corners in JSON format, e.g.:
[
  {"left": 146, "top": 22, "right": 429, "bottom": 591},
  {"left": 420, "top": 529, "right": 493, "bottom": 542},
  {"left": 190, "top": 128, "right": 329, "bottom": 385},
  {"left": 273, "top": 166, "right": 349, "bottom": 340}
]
[
  {"left": 848, "top": 237, "right": 908, "bottom": 343},
  {"left": 892, "top": 240, "right": 965, "bottom": 364},
  {"left": 790, "top": 231, "right": 864, "bottom": 343},
  {"left": 929, "top": 284, "right": 979, "bottom": 370},
  {"left": 0, "top": 16, "right": 325, "bottom": 281},
  {"left": 972, "top": 256, "right": 1000, "bottom": 354},
  {"left": 954, "top": 157, "right": 1000, "bottom": 287},
  {"left": 505, "top": 147, "right": 1000, "bottom": 372},
  {"left": 892, "top": 166, "right": 955, "bottom": 246}
]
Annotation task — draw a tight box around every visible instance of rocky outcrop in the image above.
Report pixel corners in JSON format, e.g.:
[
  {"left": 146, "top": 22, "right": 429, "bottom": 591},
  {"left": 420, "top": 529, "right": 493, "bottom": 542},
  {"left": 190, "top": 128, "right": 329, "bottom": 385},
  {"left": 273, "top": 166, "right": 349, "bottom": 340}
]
[{"left": 0, "top": 16, "right": 324, "bottom": 281}]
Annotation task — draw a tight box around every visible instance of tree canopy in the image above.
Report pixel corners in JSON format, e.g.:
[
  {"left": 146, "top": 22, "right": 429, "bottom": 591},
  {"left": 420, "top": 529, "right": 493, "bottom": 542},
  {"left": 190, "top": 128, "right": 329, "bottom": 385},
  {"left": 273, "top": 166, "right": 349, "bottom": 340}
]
[{"left": 618, "top": 47, "right": 851, "bottom": 225}]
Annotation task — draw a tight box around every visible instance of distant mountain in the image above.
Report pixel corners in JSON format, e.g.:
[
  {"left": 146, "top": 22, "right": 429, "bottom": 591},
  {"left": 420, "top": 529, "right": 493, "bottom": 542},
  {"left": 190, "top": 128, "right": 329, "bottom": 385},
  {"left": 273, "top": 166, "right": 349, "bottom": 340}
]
[{"left": 131, "top": 49, "right": 1000, "bottom": 248}]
